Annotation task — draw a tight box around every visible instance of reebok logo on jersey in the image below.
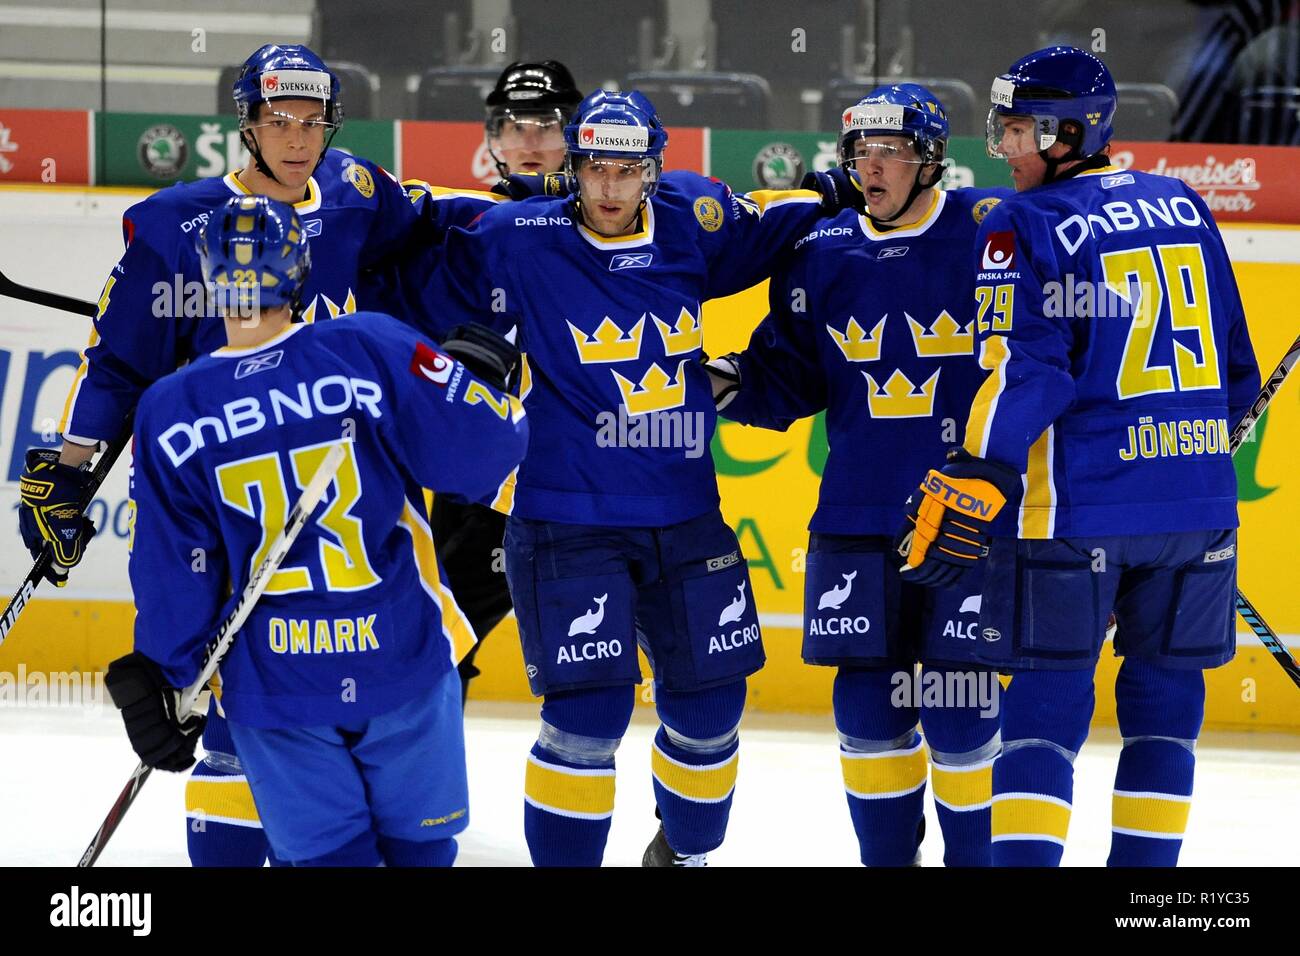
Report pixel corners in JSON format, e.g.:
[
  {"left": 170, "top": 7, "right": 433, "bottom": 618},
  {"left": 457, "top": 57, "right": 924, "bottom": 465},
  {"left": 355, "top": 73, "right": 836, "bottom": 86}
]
[
  {"left": 1100, "top": 173, "right": 1135, "bottom": 189},
  {"left": 877, "top": 245, "right": 909, "bottom": 259},
  {"left": 234, "top": 350, "right": 284, "bottom": 379},
  {"left": 981, "top": 230, "right": 1015, "bottom": 270},
  {"left": 304, "top": 218, "right": 323, "bottom": 237},
  {"left": 410, "top": 341, "right": 454, "bottom": 386},
  {"left": 610, "top": 252, "right": 653, "bottom": 271}
]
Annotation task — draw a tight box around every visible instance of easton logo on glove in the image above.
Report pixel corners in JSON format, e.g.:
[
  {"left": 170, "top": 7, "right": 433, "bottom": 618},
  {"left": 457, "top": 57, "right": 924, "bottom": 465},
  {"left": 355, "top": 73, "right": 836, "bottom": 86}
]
[{"left": 919, "top": 471, "right": 1007, "bottom": 520}]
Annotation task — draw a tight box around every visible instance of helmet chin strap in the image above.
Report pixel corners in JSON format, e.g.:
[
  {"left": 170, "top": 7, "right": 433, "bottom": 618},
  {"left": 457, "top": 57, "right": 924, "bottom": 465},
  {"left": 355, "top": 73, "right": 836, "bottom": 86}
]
[{"left": 1041, "top": 150, "right": 1111, "bottom": 184}]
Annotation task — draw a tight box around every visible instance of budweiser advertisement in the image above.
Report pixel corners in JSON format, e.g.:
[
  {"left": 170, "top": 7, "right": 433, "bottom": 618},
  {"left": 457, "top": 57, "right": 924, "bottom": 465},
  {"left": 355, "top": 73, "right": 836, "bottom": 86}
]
[{"left": 1110, "top": 141, "right": 1300, "bottom": 223}]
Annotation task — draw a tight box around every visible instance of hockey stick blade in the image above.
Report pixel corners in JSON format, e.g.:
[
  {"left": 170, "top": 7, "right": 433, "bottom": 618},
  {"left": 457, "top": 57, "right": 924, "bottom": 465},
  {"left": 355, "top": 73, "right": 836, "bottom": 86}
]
[
  {"left": 0, "top": 268, "right": 97, "bottom": 317},
  {"left": 78, "top": 441, "right": 347, "bottom": 867},
  {"left": 0, "top": 424, "right": 132, "bottom": 650}
]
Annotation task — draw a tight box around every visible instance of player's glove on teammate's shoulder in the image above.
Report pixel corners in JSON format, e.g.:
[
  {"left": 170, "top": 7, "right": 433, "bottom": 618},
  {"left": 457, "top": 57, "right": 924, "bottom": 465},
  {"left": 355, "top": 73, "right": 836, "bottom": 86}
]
[
  {"left": 440, "top": 323, "right": 521, "bottom": 393},
  {"left": 492, "top": 171, "right": 574, "bottom": 201},
  {"left": 18, "top": 447, "right": 98, "bottom": 587},
  {"left": 895, "top": 447, "right": 1021, "bottom": 588},
  {"left": 105, "top": 652, "right": 209, "bottom": 772},
  {"left": 801, "top": 166, "right": 866, "bottom": 217}
]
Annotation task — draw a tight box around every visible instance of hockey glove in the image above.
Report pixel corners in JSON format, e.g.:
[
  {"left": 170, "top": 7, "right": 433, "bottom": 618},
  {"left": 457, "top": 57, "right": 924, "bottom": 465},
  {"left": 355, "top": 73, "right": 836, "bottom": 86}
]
[
  {"left": 702, "top": 353, "right": 742, "bottom": 411},
  {"left": 105, "top": 652, "right": 209, "bottom": 772},
  {"left": 18, "top": 448, "right": 98, "bottom": 587},
  {"left": 801, "top": 167, "right": 866, "bottom": 217},
  {"left": 493, "top": 171, "right": 574, "bottom": 201},
  {"left": 895, "top": 448, "right": 1020, "bottom": 588},
  {"left": 441, "top": 323, "right": 521, "bottom": 392}
]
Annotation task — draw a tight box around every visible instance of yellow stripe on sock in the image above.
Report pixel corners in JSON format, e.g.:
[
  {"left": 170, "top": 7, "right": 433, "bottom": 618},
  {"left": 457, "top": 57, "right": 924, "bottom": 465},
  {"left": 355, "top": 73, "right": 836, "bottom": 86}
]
[
  {"left": 931, "top": 760, "right": 993, "bottom": 811},
  {"left": 650, "top": 744, "right": 739, "bottom": 803},
  {"left": 840, "top": 741, "right": 928, "bottom": 800},
  {"left": 524, "top": 756, "right": 616, "bottom": 820},
  {"left": 1112, "top": 791, "right": 1192, "bottom": 838},
  {"left": 991, "top": 792, "right": 1072, "bottom": 843},
  {"left": 184, "top": 775, "right": 262, "bottom": 825}
]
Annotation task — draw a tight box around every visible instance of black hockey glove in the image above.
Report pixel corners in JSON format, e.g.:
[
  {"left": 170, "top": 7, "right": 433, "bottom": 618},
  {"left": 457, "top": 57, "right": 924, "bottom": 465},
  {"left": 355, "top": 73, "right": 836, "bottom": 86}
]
[
  {"left": 493, "top": 171, "right": 574, "bottom": 201},
  {"left": 894, "top": 448, "right": 1021, "bottom": 588},
  {"left": 441, "top": 323, "right": 521, "bottom": 392},
  {"left": 801, "top": 166, "right": 866, "bottom": 216},
  {"left": 18, "top": 448, "right": 98, "bottom": 586},
  {"left": 105, "top": 652, "right": 209, "bottom": 772}
]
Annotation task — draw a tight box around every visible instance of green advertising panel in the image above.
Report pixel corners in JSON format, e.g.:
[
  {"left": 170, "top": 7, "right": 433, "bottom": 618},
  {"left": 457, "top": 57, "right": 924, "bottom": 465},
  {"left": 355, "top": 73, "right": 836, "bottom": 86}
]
[
  {"left": 95, "top": 112, "right": 395, "bottom": 187},
  {"left": 708, "top": 131, "right": 1014, "bottom": 192}
]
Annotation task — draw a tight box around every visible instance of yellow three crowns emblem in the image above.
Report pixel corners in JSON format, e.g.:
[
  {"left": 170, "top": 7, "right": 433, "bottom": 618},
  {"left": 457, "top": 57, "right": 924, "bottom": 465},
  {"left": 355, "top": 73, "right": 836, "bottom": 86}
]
[{"left": 826, "top": 316, "right": 886, "bottom": 362}]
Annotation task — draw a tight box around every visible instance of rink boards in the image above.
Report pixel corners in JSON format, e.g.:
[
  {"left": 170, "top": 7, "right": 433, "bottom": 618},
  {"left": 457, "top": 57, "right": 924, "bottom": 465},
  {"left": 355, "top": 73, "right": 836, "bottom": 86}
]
[{"left": 0, "top": 185, "right": 1296, "bottom": 732}]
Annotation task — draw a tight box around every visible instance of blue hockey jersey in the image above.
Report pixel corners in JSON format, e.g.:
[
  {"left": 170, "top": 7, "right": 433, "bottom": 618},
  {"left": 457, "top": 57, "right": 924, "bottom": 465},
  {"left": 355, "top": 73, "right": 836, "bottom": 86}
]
[
  {"left": 129, "top": 313, "right": 528, "bottom": 728},
  {"left": 962, "top": 165, "right": 1260, "bottom": 538},
  {"left": 421, "top": 171, "right": 828, "bottom": 526},
  {"left": 722, "top": 187, "right": 1012, "bottom": 536},
  {"left": 60, "top": 151, "right": 501, "bottom": 445}
]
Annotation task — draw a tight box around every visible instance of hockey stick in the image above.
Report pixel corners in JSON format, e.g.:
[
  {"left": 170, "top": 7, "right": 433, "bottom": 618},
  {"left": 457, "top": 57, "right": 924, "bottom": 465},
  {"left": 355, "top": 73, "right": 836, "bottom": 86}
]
[
  {"left": 0, "top": 268, "right": 97, "bottom": 317},
  {"left": 78, "top": 441, "right": 347, "bottom": 867},
  {"left": 0, "top": 424, "right": 132, "bottom": 649},
  {"left": 1227, "top": 332, "right": 1300, "bottom": 689}
]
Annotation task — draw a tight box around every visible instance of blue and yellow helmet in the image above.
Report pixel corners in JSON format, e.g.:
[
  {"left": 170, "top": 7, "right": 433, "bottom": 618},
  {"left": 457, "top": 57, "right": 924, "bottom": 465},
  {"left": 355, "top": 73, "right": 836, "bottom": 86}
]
[
  {"left": 232, "top": 43, "right": 341, "bottom": 127},
  {"left": 839, "top": 82, "right": 950, "bottom": 169},
  {"left": 987, "top": 45, "right": 1116, "bottom": 160},
  {"left": 197, "top": 196, "right": 311, "bottom": 314}
]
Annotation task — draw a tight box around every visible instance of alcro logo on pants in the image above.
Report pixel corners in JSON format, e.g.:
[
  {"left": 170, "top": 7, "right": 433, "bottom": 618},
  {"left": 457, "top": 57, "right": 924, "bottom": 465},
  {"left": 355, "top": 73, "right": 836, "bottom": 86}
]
[
  {"left": 557, "top": 594, "right": 623, "bottom": 664},
  {"left": 709, "top": 581, "right": 760, "bottom": 654}
]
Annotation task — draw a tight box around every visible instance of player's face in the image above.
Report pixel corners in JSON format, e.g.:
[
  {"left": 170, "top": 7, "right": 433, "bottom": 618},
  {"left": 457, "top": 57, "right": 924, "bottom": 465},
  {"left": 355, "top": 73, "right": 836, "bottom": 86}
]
[
  {"left": 245, "top": 99, "right": 332, "bottom": 191},
  {"left": 489, "top": 114, "right": 567, "bottom": 174},
  {"left": 993, "top": 115, "right": 1047, "bottom": 191},
  {"left": 576, "top": 157, "right": 651, "bottom": 236},
  {"left": 849, "top": 135, "right": 932, "bottom": 221}
]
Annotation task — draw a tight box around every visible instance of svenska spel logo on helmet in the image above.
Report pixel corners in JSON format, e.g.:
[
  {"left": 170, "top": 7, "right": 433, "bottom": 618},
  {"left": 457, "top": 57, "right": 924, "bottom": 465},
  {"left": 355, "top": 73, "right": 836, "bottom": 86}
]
[
  {"left": 843, "top": 105, "right": 905, "bottom": 131},
  {"left": 260, "top": 70, "right": 331, "bottom": 99},
  {"left": 578, "top": 124, "right": 649, "bottom": 152}
]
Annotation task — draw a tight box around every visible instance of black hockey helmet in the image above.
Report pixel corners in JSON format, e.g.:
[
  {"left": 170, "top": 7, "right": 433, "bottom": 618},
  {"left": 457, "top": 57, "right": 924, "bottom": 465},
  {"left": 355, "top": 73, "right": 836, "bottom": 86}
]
[{"left": 485, "top": 60, "right": 583, "bottom": 120}]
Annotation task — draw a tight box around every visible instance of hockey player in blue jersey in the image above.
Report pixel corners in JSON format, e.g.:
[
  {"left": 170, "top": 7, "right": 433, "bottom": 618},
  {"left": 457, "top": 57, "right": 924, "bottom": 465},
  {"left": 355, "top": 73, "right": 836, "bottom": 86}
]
[
  {"left": 895, "top": 47, "right": 1260, "bottom": 866},
  {"left": 16, "top": 43, "right": 501, "bottom": 868},
  {"left": 415, "top": 89, "right": 853, "bottom": 866},
  {"left": 706, "top": 84, "right": 1011, "bottom": 866},
  {"left": 434, "top": 60, "right": 586, "bottom": 706},
  {"left": 105, "top": 195, "right": 528, "bottom": 866}
]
